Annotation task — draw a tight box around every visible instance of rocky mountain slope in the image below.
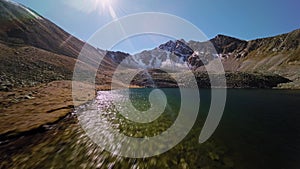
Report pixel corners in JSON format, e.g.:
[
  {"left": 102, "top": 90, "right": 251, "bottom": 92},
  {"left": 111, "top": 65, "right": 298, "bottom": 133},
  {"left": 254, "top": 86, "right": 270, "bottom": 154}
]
[
  {"left": 105, "top": 29, "right": 300, "bottom": 88},
  {"left": 0, "top": 0, "right": 117, "bottom": 91},
  {"left": 0, "top": 0, "right": 92, "bottom": 58},
  {"left": 189, "top": 29, "right": 300, "bottom": 88},
  {"left": 0, "top": 0, "right": 115, "bottom": 140}
]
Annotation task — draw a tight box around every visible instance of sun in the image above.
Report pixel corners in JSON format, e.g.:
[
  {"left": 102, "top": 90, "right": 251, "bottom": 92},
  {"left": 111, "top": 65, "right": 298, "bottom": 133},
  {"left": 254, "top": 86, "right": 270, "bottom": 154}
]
[
  {"left": 65, "top": 0, "right": 118, "bottom": 19},
  {"left": 94, "top": 0, "right": 117, "bottom": 19}
]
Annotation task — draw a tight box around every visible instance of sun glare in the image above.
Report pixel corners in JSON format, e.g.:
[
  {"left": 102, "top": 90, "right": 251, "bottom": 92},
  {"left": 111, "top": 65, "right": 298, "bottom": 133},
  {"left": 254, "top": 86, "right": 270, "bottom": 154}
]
[
  {"left": 65, "top": 0, "right": 118, "bottom": 19},
  {"left": 95, "top": 0, "right": 117, "bottom": 19},
  {"left": 99, "top": 0, "right": 111, "bottom": 10}
]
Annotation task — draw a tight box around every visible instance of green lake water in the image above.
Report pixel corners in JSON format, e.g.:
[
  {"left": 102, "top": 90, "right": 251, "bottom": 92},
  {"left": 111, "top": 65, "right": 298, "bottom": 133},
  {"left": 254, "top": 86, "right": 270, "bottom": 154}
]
[{"left": 1, "top": 89, "right": 300, "bottom": 169}]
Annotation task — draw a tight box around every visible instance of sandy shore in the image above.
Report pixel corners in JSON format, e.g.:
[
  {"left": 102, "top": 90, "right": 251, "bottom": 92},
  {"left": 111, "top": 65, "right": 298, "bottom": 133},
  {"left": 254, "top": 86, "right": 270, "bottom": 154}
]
[{"left": 0, "top": 80, "right": 111, "bottom": 140}]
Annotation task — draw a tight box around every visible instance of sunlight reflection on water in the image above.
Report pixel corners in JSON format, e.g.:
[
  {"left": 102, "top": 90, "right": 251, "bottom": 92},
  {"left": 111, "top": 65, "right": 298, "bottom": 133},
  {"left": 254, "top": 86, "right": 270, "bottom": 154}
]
[{"left": 2, "top": 89, "right": 300, "bottom": 169}]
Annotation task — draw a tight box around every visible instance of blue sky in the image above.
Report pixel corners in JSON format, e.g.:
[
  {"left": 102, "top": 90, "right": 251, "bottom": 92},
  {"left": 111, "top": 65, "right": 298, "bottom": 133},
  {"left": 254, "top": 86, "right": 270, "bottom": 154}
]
[{"left": 13, "top": 0, "right": 300, "bottom": 54}]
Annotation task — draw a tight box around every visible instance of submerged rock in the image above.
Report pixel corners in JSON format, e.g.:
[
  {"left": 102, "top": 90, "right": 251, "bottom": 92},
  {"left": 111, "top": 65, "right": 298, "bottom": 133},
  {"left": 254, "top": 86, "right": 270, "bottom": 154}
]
[{"left": 208, "top": 152, "right": 220, "bottom": 161}]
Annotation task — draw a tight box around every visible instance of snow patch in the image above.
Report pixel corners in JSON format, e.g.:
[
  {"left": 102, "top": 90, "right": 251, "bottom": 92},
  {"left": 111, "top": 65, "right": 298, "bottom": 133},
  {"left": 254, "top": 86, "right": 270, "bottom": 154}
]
[{"left": 161, "top": 59, "right": 187, "bottom": 70}]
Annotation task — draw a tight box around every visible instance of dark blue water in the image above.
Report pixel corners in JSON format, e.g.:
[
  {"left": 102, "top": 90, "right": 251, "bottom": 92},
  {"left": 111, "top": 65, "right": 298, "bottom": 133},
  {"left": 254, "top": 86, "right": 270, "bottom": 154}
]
[{"left": 209, "top": 89, "right": 300, "bottom": 169}]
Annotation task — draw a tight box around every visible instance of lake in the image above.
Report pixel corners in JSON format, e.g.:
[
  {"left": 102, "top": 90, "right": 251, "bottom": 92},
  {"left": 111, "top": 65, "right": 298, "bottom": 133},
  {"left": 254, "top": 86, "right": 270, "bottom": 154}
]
[{"left": 1, "top": 89, "right": 300, "bottom": 169}]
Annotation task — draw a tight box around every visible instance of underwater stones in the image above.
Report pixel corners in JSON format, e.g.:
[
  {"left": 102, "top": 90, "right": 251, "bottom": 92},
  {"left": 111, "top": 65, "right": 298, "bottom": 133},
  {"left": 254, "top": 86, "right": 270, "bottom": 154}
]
[
  {"left": 179, "top": 158, "right": 189, "bottom": 169},
  {"left": 208, "top": 152, "right": 220, "bottom": 161}
]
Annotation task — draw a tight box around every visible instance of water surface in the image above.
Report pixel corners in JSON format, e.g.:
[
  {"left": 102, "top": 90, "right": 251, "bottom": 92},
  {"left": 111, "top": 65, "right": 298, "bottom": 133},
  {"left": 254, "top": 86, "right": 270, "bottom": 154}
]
[{"left": 1, "top": 89, "right": 300, "bottom": 169}]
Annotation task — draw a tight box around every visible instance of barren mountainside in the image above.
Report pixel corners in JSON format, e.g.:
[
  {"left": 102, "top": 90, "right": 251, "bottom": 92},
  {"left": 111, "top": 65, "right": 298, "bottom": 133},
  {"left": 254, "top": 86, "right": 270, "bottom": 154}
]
[{"left": 0, "top": 0, "right": 118, "bottom": 90}]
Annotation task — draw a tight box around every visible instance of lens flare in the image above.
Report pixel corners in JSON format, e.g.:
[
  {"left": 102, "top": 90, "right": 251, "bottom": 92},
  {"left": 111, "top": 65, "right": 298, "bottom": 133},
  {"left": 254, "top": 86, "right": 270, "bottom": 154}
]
[{"left": 65, "top": 0, "right": 118, "bottom": 19}]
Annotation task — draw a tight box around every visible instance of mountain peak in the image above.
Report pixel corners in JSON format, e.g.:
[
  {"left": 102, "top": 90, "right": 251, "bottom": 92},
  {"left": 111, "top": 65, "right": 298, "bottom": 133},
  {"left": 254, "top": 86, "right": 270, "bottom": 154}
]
[
  {"left": 158, "top": 39, "right": 194, "bottom": 61},
  {"left": 215, "top": 34, "right": 231, "bottom": 38},
  {"left": 209, "top": 34, "right": 247, "bottom": 54},
  {"left": 212, "top": 34, "right": 245, "bottom": 42}
]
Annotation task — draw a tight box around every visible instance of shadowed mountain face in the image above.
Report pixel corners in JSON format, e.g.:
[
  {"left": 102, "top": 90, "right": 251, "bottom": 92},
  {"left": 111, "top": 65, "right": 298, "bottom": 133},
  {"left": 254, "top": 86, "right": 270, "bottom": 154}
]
[{"left": 0, "top": 0, "right": 299, "bottom": 90}]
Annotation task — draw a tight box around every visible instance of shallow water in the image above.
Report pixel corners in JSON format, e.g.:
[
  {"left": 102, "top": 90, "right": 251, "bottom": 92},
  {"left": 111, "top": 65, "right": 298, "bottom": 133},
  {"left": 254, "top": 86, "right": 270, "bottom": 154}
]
[{"left": 1, "top": 89, "right": 300, "bottom": 169}]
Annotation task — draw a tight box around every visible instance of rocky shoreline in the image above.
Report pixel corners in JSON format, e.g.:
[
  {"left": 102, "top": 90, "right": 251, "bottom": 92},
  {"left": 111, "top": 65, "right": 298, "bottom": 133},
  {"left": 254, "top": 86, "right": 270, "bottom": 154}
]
[
  {"left": 0, "top": 70, "right": 296, "bottom": 142},
  {"left": 130, "top": 70, "right": 293, "bottom": 89}
]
